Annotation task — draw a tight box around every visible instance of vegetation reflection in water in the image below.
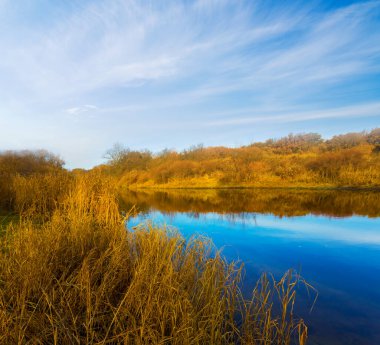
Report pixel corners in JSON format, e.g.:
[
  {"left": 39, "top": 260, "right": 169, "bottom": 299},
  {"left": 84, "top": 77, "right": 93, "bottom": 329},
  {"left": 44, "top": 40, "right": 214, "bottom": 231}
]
[
  {"left": 126, "top": 188, "right": 380, "bottom": 345},
  {"left": 121, "top": 188, "right": 380, "bottom": 218}
]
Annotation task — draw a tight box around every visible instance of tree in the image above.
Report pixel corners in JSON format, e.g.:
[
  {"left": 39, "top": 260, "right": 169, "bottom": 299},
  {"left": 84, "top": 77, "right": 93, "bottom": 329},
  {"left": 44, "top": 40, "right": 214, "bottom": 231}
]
[
  {"left": 104, "top": 143, "right": 130, "bottom": 166},
  {"left": 326, "top": 132, "right": 366, "bottom": 150},
  {"left": 104, "top": 143, "right": 152, "bottom": 174},
  {"left": 367, "top": 128, "right": 380, "bottom": 153},
  {"left": 266, "top": 133, "right": 322, "bottom": 153}
]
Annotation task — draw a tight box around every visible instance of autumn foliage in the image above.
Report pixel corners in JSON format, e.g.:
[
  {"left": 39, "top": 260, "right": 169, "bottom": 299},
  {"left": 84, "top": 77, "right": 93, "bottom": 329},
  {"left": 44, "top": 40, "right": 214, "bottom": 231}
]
[{"left": 101, "top": 129, "right": 380, "bottom": 188}]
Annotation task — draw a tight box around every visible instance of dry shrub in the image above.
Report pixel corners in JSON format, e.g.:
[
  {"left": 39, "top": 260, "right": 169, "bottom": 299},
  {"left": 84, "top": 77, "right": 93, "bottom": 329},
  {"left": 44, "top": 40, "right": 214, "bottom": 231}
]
[
  {"left": 0, "top": 150, "right": 64, "bottom": 211},
  {"left": 0, "top": 175, "right": 310, "bottom": 344},
  {"left": 12, "top": 172, "right": 72, "bottom": 219},
  {"left": 56, "top": 172, "right": 120, "bottom": 227}
]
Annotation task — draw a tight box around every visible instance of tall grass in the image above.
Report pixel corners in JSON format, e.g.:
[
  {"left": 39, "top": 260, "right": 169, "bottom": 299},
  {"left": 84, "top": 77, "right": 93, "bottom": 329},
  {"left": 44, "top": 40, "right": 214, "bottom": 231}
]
[
  {"left": 12, "top": 171, "right": 72, "bottom": 219},
  {"left": 0, "top": 174, "right": 310, "bottom": 344}
]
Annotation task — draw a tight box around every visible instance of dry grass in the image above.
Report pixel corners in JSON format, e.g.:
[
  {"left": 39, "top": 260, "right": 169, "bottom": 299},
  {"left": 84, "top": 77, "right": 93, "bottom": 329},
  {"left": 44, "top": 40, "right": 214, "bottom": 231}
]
[
  {"left": 0, "top": 174, "right": 310, "bottom": 344},
  {"left": 11, "top": 171, "right": 72, "bottom": 220}
]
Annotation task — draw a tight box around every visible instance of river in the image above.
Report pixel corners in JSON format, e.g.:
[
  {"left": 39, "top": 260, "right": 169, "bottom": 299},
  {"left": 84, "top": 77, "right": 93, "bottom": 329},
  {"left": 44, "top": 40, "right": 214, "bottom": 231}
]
[{"left": 124, "top": 189, "right": 380, "bottom": 345}]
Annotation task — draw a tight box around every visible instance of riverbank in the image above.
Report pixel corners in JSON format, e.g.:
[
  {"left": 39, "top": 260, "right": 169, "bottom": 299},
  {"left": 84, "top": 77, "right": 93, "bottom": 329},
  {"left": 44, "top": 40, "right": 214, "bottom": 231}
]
[
  {"left": 0, "top": 173, "right": 309, "bottom": 345},
  {"left": 105, "top": 134, "right": 380, "bottom": 190},
  {"left": 126, "top": 184, "right": 380, "bottom": 191}
]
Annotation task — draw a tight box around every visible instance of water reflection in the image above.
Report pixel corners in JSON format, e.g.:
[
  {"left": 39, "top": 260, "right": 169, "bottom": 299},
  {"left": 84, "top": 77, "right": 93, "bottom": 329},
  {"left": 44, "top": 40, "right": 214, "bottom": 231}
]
[
  {"left": 125, "top": 189, "right": 380, "bottom": 345},
  {"left": 120, "top": 188, "right": 380, "bottom": 218}
]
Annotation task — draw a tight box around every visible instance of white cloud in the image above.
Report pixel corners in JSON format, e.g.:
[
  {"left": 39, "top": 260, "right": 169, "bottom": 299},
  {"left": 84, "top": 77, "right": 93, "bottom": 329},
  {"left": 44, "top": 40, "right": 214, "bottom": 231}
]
[
  {"left": 1, "top": 0, "right": 380, "bottom": 167},
  {"left": 66, "top": 104, "right": 98, "bottom": 115},
  {"left": 0, "top": 0, "right": 305, "bottom": 102},
  {"left": 205, "top": 102, "right": 380, "bottom": 127},
  {"left": 2, "top": 0, "right": 379, "bottom": 106},
  {"left": 254, "top": 217, "right": 380, "bottom": 246}
]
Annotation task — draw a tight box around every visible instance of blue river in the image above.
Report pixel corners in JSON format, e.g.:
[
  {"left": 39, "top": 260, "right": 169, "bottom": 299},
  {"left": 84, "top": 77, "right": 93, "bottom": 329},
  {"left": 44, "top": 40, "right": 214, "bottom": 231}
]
[{"left": 125, "top": 189, "right": 380, "bottom": 345}]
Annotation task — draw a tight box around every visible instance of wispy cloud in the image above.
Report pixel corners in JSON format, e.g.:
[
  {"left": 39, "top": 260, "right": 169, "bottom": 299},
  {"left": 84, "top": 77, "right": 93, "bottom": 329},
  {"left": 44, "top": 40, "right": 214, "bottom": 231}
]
[
  {"left": 66, "top": 105, "right": 98, "bottom": 116},
  {"left": 252, "top": 216, "right": 380, "bottom": 245},
  {"left": 2, "top": 0, "right": 379, "bottom": 103},
  {"left": 205, "top": 102, "right": 380, "bottom": 127},
  {"left": 1, "top": 0, "right": 380, "bottom": 167}
]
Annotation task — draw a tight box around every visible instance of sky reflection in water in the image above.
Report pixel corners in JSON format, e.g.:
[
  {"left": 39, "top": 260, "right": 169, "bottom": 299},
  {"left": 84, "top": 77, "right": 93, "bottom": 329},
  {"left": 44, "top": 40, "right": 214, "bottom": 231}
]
[{"left": 126, "top": 190, "right": 380, "bottom": 345}]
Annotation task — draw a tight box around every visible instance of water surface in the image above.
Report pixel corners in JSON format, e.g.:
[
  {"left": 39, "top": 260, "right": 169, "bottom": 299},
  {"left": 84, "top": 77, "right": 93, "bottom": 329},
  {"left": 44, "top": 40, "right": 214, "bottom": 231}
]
[{"left": 124, "top": 189, "right": 380, "bottom": 345}]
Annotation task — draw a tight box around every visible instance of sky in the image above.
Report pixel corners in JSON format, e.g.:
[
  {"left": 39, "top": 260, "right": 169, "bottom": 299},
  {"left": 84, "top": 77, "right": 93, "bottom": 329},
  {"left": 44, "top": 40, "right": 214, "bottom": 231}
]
[{"left": 0, "top": 0, "right": 380, "bottom": 168}]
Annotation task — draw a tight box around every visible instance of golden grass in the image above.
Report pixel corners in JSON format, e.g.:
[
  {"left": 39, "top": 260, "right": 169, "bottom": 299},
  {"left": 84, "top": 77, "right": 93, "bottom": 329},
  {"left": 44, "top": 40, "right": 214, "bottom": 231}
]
[
  {"left": 11, "top": 171, "right": 72, "bottom": 220},
  {"left": 0, "top": 174, "right": 310, "bottom": 344}
]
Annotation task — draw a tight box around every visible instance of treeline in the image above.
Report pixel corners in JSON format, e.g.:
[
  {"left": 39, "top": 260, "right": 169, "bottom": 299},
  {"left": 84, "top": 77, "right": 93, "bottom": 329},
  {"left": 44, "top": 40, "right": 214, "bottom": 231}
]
[
  {"left": 100, "top": 128, "right": 380, "bottom": 188},
  {"left": 1, "top": 128, "right": 380, "bottom": 209}
]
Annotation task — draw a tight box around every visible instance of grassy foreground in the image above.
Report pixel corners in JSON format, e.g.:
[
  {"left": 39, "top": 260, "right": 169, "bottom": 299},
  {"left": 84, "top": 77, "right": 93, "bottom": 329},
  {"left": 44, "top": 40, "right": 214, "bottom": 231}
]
[{"left": 0, "top": 173, "right": 310, "bottom": 344}]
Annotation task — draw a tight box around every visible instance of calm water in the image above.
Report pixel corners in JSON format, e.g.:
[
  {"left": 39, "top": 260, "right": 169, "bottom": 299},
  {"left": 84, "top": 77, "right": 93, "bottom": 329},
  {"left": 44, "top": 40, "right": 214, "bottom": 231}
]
[{"left": 124, "top": 189, "right": 380, "bottom": 345}]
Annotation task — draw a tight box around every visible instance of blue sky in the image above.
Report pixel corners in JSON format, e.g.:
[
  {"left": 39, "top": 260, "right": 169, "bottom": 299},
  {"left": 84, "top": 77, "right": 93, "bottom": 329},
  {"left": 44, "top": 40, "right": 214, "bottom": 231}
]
[{"left": 0, "top": 0, "right": 379, "bottom": 168}]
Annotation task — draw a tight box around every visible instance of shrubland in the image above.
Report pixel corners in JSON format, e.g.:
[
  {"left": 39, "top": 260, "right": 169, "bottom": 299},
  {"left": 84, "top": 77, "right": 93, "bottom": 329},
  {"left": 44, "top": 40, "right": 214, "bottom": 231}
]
[{"left": 99, "top": 129, "right": 380, "bottom": 188}]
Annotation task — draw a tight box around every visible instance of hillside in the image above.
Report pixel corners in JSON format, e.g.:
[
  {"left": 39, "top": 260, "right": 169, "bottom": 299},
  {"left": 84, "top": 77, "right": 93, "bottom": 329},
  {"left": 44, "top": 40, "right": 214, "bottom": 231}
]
[{"left": 98, "top": 129, "right": 380, "bottom": 189}]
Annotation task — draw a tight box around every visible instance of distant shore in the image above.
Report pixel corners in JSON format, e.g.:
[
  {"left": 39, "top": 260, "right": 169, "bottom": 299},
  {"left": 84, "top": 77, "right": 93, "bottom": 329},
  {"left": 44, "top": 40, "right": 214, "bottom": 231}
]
[{"left": 125, "top": 184, "right": 380, "bottom": 191}]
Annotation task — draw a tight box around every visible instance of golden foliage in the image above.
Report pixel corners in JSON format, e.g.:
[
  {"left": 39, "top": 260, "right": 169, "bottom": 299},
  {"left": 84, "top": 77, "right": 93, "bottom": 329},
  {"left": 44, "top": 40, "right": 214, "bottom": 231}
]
[
  {"left": 0, "top": 150, "right": 65, "bottom": 211},
  {"left": 103, "top": 130, "right": 380, "bottom": 188},
  {"left": 12, "top": 172, "right": 72, "bottom": 219},
  {"left": 0, "top": 176, "right": 310, "bottom": 344}
]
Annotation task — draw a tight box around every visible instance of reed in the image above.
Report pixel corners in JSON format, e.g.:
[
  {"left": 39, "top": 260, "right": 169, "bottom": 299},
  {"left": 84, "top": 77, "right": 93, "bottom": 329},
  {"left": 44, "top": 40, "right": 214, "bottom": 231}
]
[
  {"left": 11, "top": 171, "right": 72, "bottom": 219},
  {"left": 0, "top": 174, "right": 310, "bottom": 344}
]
